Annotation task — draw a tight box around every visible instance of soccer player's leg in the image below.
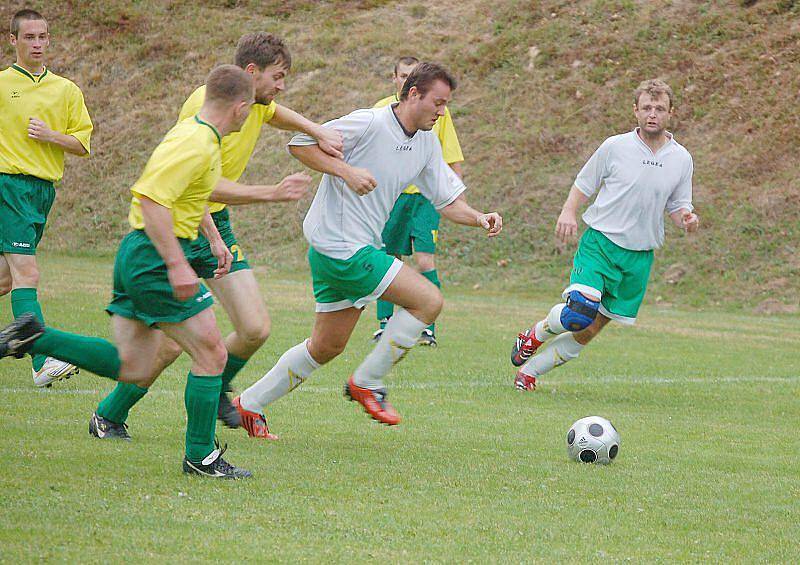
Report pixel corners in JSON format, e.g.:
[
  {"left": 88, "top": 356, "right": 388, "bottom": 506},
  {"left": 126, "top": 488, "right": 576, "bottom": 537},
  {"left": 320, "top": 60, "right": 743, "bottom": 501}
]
[
  {"left": 161, "top": 309, "right": 251, "bottom": 479},
  {"left": 374, "top": 195, "right": 414, "bottom": 341},
  {"left": 410, "top": 197, "right": 441, "bottom": 346}
]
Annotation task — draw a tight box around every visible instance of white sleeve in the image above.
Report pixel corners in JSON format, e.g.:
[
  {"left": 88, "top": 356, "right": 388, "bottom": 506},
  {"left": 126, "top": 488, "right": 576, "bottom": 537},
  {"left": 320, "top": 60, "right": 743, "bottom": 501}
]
[
  {"left": 666, "top": 153, "right": 694, "bottom": 214},
  {"left": 574, "top": 138, "right": 613, "bottom": 197},
  {"left": 287, "top": 109, "right": 374, "bottom": 154},
  {"left": 413, "top": 141, "right": 466, "bottom": 210}
]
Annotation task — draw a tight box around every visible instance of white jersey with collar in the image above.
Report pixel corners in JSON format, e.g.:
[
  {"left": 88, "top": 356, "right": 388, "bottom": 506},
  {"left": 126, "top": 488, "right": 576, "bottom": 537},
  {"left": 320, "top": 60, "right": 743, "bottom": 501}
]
[
  {"left": 574, "top": 129, "right": 694, "bottom": 251},
  {"left": 289, "top": 105, "right": 466, "bottom": 259}
]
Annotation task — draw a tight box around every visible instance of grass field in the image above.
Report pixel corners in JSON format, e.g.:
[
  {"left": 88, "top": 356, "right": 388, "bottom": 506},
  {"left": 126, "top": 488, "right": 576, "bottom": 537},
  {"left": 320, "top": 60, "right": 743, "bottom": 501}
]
[{"left": 0, "top": 254, "right": 798, "bottom": 562}]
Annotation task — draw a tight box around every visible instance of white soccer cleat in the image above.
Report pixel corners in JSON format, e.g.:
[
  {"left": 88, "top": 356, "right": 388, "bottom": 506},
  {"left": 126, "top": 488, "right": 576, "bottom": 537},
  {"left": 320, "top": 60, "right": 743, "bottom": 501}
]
[{"left": 33, "top": 357, "right": 79, "bottom": 388}]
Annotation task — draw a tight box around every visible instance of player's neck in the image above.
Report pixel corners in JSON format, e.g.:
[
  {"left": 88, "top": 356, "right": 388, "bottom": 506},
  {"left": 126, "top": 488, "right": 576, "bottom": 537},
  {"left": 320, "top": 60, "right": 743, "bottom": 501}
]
[
  {"left": 636, "top": 128, "right": 668, "bottom": 153},
  {"left": 392, "top": 103, "right": 418, "bottom": 137},
  {"left": 15, "top": 59, "right": 45, "bottom": 76},
  {"left": 197, "top": 107, "right": 230, "bottom": 138}
]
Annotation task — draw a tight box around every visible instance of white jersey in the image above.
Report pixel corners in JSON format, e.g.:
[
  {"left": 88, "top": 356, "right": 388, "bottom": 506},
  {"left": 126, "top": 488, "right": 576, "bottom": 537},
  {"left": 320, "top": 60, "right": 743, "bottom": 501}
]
[
  {"left": 574, "top": 129, "right": 693, "bottom": 251},
  {"left": 289, "top": 105, "right": 466, "bottom": 259}
]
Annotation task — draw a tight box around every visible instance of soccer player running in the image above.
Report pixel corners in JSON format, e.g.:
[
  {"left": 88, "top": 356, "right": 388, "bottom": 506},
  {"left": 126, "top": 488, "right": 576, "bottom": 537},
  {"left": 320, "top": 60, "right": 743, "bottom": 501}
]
[
  {"left": 510, "top": 79, "right": 700, "bottom": 391},
  {"left": 233, "top": 63, "right": 502, "bottom": 431},
  {"left": 87, "top": 32, "right": 342, "bottom": 441},
  {"left": 0, "top": 65, "right": 256, "bottom": 479},
  {"left": 372, "top": 56, "right": 464, "bottom": 347},
  {"left": 0, "top": 10, "right": 92, "bottom": 387}
]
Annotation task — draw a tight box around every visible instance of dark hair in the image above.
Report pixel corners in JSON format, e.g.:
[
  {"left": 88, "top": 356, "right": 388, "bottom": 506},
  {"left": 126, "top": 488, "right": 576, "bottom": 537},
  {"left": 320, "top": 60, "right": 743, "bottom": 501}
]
[
  {"left": 393, "top": 56, "right": 419, "bottom": 75},
  {"left": 234, "top": 32, "right": 291, "bottom": 70},
  {"left": 399, "top": 62, "right": 457, "bottom": 101},
  {"left": 634, "top": 78, "right": 674, "bottom": 109},
  {"left": 204, "top": 64, "right": 253, "bottom": 105},
  {"left": 11, "top": 9, "right": 46, "bottom": 36}
]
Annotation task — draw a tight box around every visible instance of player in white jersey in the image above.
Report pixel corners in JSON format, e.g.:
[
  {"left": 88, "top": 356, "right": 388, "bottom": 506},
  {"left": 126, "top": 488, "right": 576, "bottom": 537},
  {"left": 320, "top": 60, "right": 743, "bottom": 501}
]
[
  {"left": 510, "top": 79, "right": 700, "bottom": 391},
  {"left": 233, "top": 63, "right": 503, "bottom": 431}
]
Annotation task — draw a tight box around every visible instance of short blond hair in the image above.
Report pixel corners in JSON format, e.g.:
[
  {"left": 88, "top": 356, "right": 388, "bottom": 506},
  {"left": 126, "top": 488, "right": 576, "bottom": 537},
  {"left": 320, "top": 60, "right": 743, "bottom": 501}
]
[
  {"left": 204, "top": 64, "right": 252, "bottom": 105},
  {"left": 634, "top": 79, "right": 674, "bottom": 109}
]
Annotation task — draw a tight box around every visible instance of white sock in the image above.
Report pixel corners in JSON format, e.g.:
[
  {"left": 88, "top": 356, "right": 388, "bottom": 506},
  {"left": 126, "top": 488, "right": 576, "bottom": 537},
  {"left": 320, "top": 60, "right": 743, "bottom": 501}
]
[
  {"left": 520, "top": 332, "right": 584, "bottom": 377},
  {"left": 532, "top": 303, "right": 567, "bottom": 342},
  {"left": 353, "top": 308, "right": 426, "bottom": 390},
  {"left": 240, "top": 339, "right": 320, "bottom": 413}
]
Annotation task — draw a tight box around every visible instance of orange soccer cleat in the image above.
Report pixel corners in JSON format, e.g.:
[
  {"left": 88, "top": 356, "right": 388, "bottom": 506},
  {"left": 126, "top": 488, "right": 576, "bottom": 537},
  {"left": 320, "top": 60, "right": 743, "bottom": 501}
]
[
  {"left": 344, "top": 375, "right": 401, "bottom": 425},
  {"left": 232, "top": 396, "right": 278, "bottom": 440}
]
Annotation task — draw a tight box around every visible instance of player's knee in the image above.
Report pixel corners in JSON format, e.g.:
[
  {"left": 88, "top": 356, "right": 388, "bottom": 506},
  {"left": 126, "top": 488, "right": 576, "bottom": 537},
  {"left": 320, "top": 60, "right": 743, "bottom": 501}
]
[
  {"left": 422, "top": 287, "right": 443, "bottom": 320},
  {"left": 0, "top": 276, "right": 11, "bottom": 296},
  {"left": 415, "top": 254, "right": 435, "bottom": 272},
  {"left": 239, "top": 317, "right": 271, "bottom": 348},
  {"left": 207, "top": 340, "right": 228, "bottom": 375},
  {"left": 560, "top": 290, "right": 599, "bottom": 332},
  {"left": 309, "top": 339, "right": 345, "bottom": 365}
]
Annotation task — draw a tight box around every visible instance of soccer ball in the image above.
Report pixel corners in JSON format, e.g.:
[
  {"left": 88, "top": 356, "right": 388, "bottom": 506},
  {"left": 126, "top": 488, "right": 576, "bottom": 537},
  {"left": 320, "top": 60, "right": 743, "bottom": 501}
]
[{"left": 566, "top": 416, "right": 620, "bottom": 464}]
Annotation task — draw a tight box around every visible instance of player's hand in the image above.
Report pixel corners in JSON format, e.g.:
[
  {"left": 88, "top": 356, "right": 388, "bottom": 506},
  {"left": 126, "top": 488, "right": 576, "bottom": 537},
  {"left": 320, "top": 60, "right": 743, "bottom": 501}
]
[
  {"left": 478, "top": 212, "right": 503, "bottom": 237},
  {"left": 681, "top": 212, "right": 700, "bottom": 233},
  {"left": 167, "top": 262, "right": 200, "bottom": 301},
  {"left": 342, "top": 166, "right": 377, "bottom": 196},
  {"left": 274, "top": 172, "right": 312, "bottom": 202},
  {"left": 316, "top": 127, "right": 344, "bottom": 160},
  {"left": 556, "top": 208, "right": 579, "bottom": 243},
  {"left": 209, "top": 239, "right": 233, "bottom": 279},
  {"left": 28, "top": 117, "right": 55, "bottom": 144}
]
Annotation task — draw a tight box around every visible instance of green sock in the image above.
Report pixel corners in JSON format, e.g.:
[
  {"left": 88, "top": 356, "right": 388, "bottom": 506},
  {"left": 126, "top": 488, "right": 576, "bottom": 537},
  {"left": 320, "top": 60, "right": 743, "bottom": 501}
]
[
  {"left": 220, "top": 354, "right": 248, "bottom": 393},
  {"left": 30, "top": 327, "right": 120, "bottom": 380},
  {"left": 96, "top": 382, "right": 148, "bottom": 424},
  {"left": 184, "top": 372, "right": 222, "bottom": 463},
  {"left": 376, "top": 300, "right": 394, "bottom": 328},
  {"left": 10, "top": 287, "right": 47, "bottom": 371},
  {"left": 421, "top": 269, "right": 441, "bottom": 333}
]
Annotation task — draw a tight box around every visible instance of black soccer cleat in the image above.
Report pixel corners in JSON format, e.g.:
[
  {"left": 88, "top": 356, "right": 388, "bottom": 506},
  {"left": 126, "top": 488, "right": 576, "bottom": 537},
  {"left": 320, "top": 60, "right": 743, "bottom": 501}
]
[
  {"left": 89, "top": 412, "right": 132, "bottom": 441},
  {"left": 217, "top": 391, "right": 242, "bottom": 429},
  {"left": 417, "top": 328, "right": 437, "bottom": 347},
  {"left": 182, "top": 440, "right": 252, "bottom": 479},
  {"left": 0, "top": 313, "right": 44, "bottom": 359}
]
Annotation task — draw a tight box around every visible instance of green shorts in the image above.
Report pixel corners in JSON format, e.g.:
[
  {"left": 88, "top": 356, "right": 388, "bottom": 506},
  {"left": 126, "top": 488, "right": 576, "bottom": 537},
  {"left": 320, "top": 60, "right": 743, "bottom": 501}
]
[
  {"left": 381, "top": 192, "right": 440, "bottom": 256},
  {"left": 566, "top": 228, "right": 654, "bottom": 325},
  {"left": 0, "top": 173, "right": 56, "bottom": 255},
  {"left": 308, "top": 245, "right": 402, "bottom": 312},
  {"left": 190, "top": 207, "right": 251, "bottom": 279},
  {"left": 106, "top": 230, "right": 214, "bottom": 326}
]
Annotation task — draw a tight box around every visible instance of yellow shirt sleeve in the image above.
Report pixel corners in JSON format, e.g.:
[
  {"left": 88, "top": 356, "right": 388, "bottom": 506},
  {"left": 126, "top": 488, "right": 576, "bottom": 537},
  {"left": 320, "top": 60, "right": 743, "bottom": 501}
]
[
  {"left": 131, "top": 141, "right": 209, "bottom": 210},
  {"left": 178, "top": 86, "right": 205, "bottom": 123},
  {"left": 435, "top": 106, "right": 464, "bottom": 165},
  {"left": 65, "top": 84, "right": 93, "bottom": 155},
  {"left": 262, "top": 100, "right": 277, "bottom": 123}
]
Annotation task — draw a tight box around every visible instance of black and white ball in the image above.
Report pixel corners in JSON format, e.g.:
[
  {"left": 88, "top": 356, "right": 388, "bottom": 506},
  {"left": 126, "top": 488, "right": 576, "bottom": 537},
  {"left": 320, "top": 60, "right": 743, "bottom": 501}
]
[{"left": 566, "top": 416, "right": 620, "bottom": 464}]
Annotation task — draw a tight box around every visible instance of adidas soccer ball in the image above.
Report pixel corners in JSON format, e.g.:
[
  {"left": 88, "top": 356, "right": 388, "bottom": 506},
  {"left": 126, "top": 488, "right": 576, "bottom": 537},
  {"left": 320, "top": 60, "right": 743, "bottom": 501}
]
[{"left": 566, "top": 416, "right": 620, "bottom": 464}]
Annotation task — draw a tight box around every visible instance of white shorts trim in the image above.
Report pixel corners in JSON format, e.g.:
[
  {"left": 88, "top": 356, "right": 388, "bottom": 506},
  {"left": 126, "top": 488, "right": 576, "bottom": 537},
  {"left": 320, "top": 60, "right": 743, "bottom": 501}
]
[
  {"left": 598, "top": 304, "right": 637, "bottom": 325},
  {"left": 313, "top": 258, "right": 403, "bottom": 313}
]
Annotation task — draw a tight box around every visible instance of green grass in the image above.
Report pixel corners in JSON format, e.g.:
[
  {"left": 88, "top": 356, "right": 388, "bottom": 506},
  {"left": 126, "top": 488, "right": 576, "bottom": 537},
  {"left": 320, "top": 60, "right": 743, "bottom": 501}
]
[{"left": 0, "top": 254, "right": 798, "bottom": 561}]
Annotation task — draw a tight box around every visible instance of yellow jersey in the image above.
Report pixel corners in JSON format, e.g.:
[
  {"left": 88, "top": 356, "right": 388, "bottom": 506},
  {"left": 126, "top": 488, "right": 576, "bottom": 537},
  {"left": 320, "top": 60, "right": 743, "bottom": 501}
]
[
  {"left": 128, "top": 116, "right": 222, "bottom": 239},
  {"left": 178, "top": 85, "right": 277, "bottom": 213},
  {"left": 374, "top": 94, "right": 463, "bottom": 194},
  {"left": 0, "top": 65, "right": 92, "bottom": 182}
]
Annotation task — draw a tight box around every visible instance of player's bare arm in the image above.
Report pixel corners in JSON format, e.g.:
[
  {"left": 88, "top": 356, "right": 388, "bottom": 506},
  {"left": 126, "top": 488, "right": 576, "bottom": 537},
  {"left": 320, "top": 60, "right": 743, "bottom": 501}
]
[
  {"left": 199, "top": 208, "right": 233, "bottom": 278},
  {"left": 556, "top": 185, "right": 590, "bottom": 243},
  {"left": 27, "top": 117, "right": 88, "bottom": 156},
  {"left": 669, "top": 208, "right": 700, "bottom": 233},
  {"left": 139, "top": 196, "right": 199, "bottom": 301},
  {"left": 439, "top": 194, "right": 503, "bottom": 237},
  {"left": 270, "top": 104, "right": 344, "bottom": 159},
  {"left": 209, "top": 172, "right": 312, "bottom": 205},
  {"left": 289, "top": 144, "right": 377, "bottom": 195}
]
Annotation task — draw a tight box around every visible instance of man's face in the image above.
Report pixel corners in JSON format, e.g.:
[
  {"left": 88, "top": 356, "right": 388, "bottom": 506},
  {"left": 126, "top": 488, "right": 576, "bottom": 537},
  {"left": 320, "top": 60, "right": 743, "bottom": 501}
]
[
  {"left": 392, "top": 62, "right": 418, "bottom": 96},
  {"left": 231, "top": 87, "right": 256, "bottom": 132},
  {"left": 250, "top": 62, "right": 287, "bottom": 105},
  {"left": 634, "top": 92, "right": 672, "bottom": 136},
  {"left": 408, "top": 79, "right": 451, "bottom": 131},
  {"left": 10, "top": 19, "right": 49, "bottom": 67}
]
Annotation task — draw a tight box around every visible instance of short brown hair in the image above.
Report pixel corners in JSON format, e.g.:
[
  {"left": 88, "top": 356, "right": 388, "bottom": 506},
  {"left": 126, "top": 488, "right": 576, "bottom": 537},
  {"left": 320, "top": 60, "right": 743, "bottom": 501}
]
[
  {"left": 234, "top": 32, "right": 291, "bottom": 70},
  {"left": 399, "top": 62, "right": 457, "bottom": 101},
  {"left": 204, "top": 64, "right": 253, "bottom": 105},
  {"left": 11, "top": 9, "right": 46, "bottom": 36},
  {"left": 393, "top": 56, "right": 419, "bottom": 75},
  {"left": 634, "top": 79, "right": 674, "bottom": 109}
]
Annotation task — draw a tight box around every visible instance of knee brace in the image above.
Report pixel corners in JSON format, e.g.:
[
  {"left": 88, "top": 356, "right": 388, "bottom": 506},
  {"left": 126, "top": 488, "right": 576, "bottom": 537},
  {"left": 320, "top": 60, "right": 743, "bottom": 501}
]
[{"left": 560, "top": 290, "right": 599, "bottom": 331}]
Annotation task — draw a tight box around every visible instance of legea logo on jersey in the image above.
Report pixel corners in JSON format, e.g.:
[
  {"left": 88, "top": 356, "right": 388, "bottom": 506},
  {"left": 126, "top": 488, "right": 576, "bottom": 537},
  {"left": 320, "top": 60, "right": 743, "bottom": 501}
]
[
  {"left": 394, "top": 144, "right": 413, "bottom": 152},
  {"left": 642, "top": 159, "right": 663, "bottom": 168},
  {"left": 10, "top": 90, "right": 21, "bottom": 99}
]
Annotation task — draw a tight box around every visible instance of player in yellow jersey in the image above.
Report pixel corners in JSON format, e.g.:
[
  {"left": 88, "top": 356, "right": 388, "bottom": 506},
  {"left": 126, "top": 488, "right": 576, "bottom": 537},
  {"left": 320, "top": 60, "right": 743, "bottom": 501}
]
[
  {"left": 87, "top": 32, "right": 343, "bottom": 440},
  {"left": 1, "top": 65, "right": 257, "bottom": 479},
  {"left": 0, "top": 10, "right": 93, "bottom": 387},
  {"left": 372, "top": 56, "right": 464, "bottom": 347}
]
